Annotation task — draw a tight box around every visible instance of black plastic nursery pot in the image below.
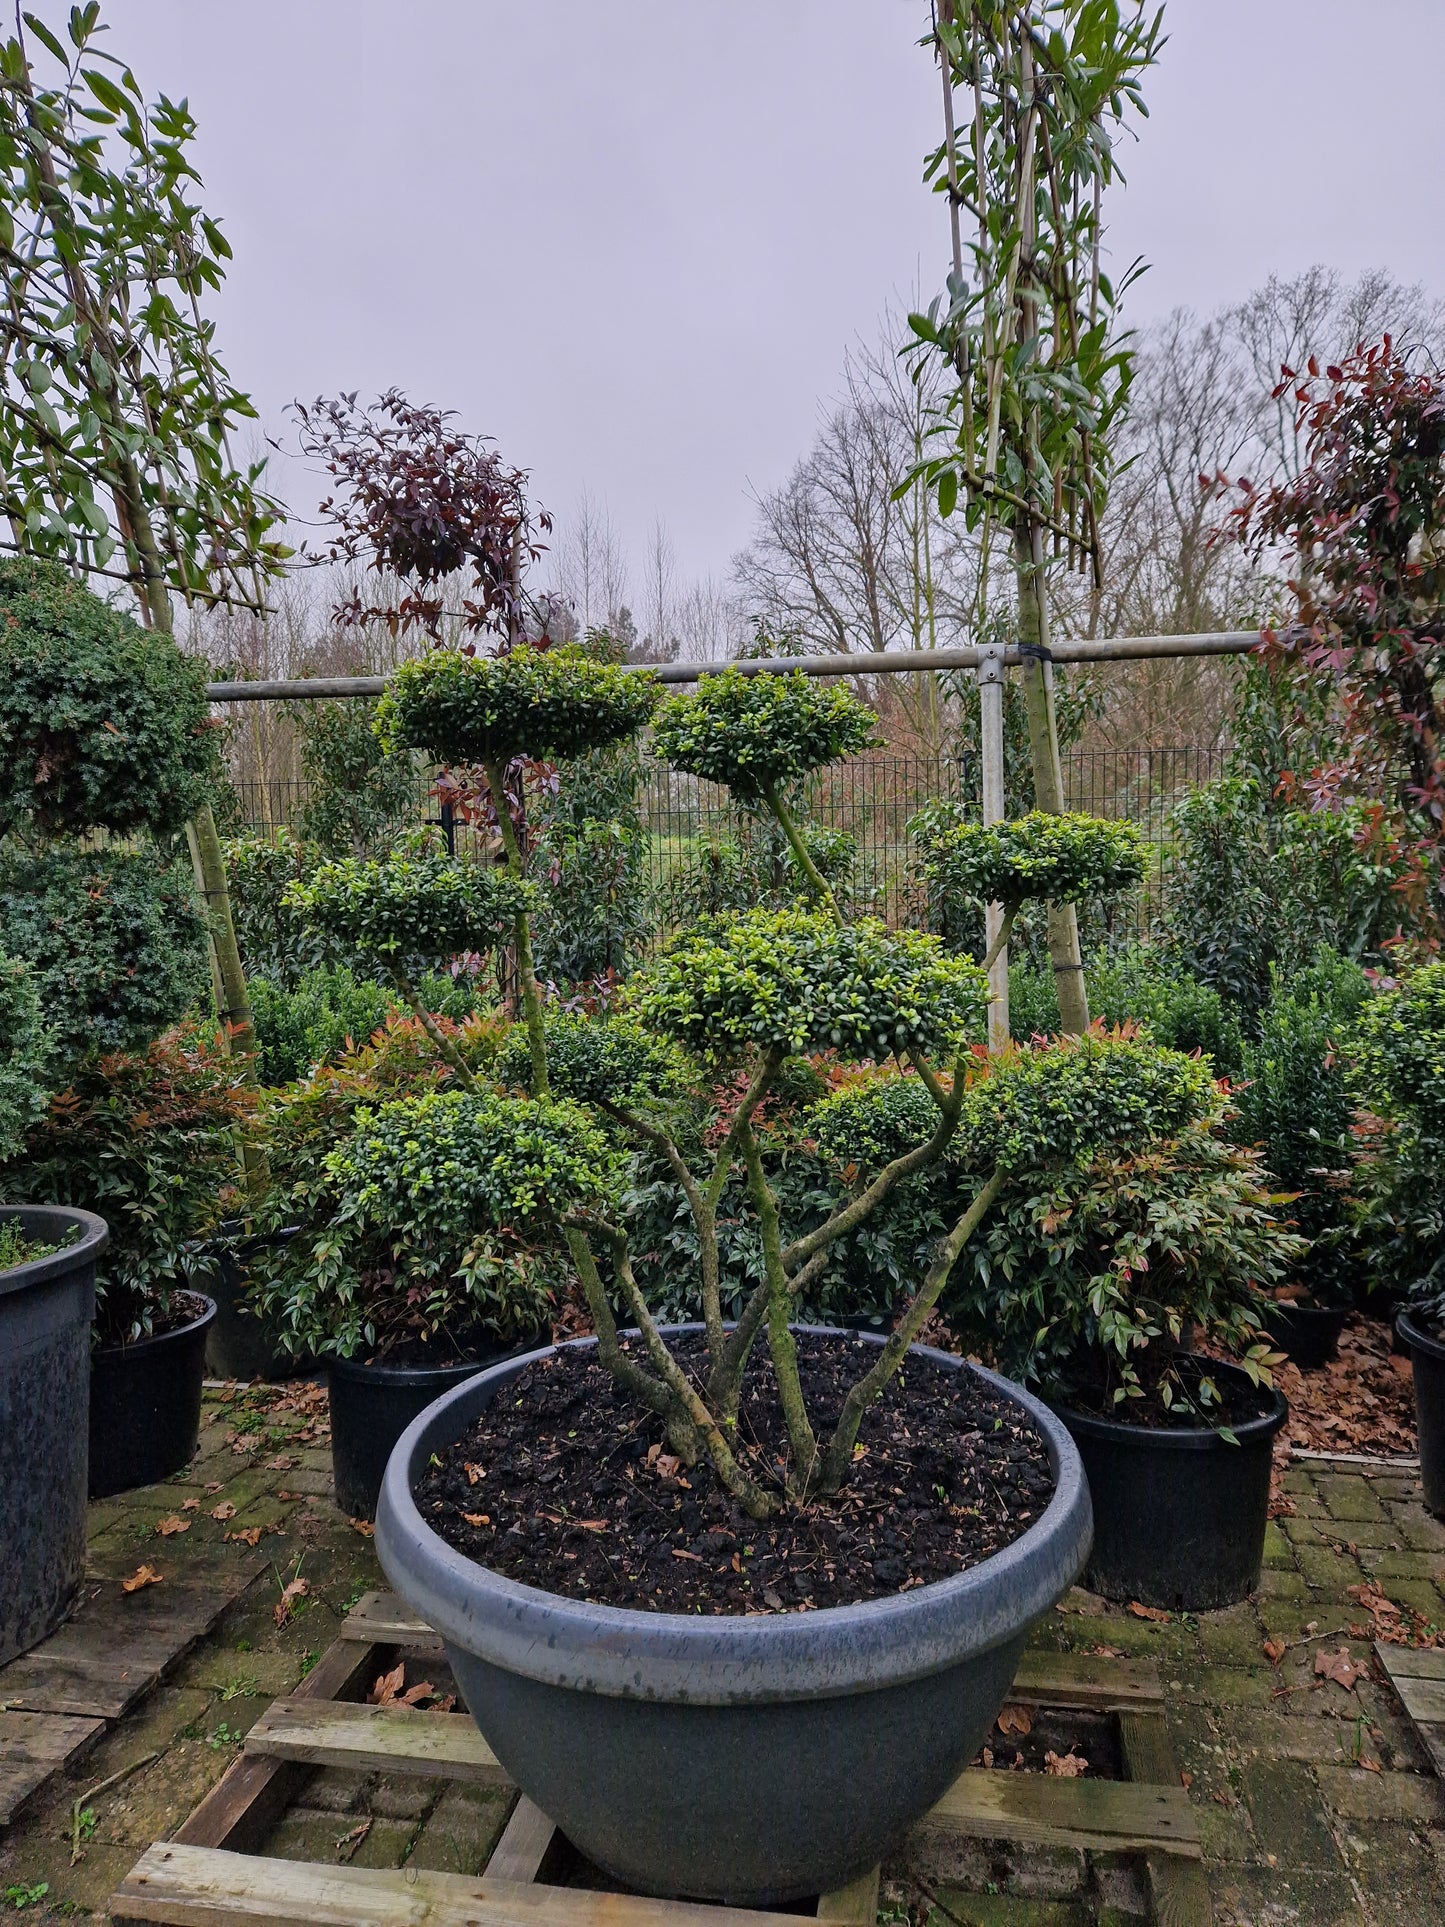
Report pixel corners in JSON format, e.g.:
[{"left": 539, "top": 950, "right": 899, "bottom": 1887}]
[
  {"left": 329, "top": 1330, "right": 550, "bottom": 1524},
  {"left": 204, "top": 1225, "right": 305, "bottom": 1383},
  {"left": 1396, "top": 1311, "right": 1445, "bottom": 1519},
  {"left": 0, "top": 1206, "right": 107, "bottom": 1667},
  {"left": 88, "top": 1292, "right": 216, "bottom": 1500},
  {"left": 1263, "top": 1298, "right": 1351, "bottom": 1370},
  {"left": 1051, "top": 1360, "right": 1288, "bottom": 1613},
  {"left": 375, "top": 1329, "right": 1093, "bottom": 1905}
]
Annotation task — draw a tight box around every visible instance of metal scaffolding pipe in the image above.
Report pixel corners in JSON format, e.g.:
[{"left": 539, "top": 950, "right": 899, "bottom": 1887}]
[{"left": 202, "top": 630, "right": 1271, "bottom": 703}]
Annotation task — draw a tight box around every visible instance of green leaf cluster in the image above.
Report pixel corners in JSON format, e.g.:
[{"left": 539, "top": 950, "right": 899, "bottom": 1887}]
[
  {"left": 0, "top": 951, "right": 50, "bottom": 1161},
  {"left": 1354, "top": 961, "right": 1445, "bottom": 1135},
  {"left": 376, "top": 646, "right": 658, "bottom": 766},
  {"left": 960, "top": 1034, "right": 1221, "bottom": 1175},
  {"left": 332, "top": 1089, "right": 615, "bottom": 1239},
  {"left": 912, "top": 810, "right": 1145, "bottom": 915},
  {"left": 496, "top": 1011, "right": 693, "bottom": 1113},
  {"left": 810, "top": 1072, "right": 942, "bottom": 1172},
  {"left": 636, "top": 910, "right": 987, "bottom": 1062},
  {"left": 0, "top": 557, "right": 221, "bottom": 837},
  {"left": 0, "top": 844, "right": 210, "bottom": 1070},
  {"left": 247, "top": 965, "right": 480, "bottom": 1088},
  {"left": 282, "top": 848, "right": 532, "bottom": 966},
  {"left": 652, "top": 668, "right": 881, "bottom": 799}
]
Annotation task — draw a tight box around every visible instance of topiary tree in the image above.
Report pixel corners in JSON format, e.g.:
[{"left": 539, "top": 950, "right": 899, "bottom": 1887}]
[
  {"left": 0, "top": 953, "right": 50, "bottom": 1162},
  {"left": 285, "top": 648, "right": 1234, "bottom": 1517}
]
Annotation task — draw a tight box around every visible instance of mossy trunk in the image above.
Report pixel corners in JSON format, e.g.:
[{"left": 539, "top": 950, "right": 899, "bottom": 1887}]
[{"left": 1014, "top": 520, "right": 1089, "bottom": 1035}]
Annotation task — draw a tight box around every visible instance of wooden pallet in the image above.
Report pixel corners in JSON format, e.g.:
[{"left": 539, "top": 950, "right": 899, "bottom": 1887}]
[
  {"left": 1376, "top": 1641, "right": 1445, "bottom": 1776},
  {"left": 110, "top": 1592, "right": 1209, "bottom": 1927}
]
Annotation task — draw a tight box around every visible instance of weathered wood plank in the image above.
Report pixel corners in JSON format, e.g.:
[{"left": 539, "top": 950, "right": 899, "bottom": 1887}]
[
  {"left": 1118, "top": 1711, "right": 1214, "bottom": 1927},
  {"left": 0, "top": 1709, "right": 106, "bottom": 1825},
  {"left": 484, "top": 1796, "right": 560, "bottom": 1885},
  {"left": 815, "top": 1864, "right": 880, "bottom": 1926},
  {"left": 1009, "top": 1652, "right": 1163, "bottom": 1709},
  {"left": 0, "top": 1559, "right": 265, "bottom": 1720},
  {"left": 341, "top": 1592, "right": 441, "bottom": 1651},
  {"left": 925, "top": 1766, "right": 1201, "bottom": 1857},
  {"left": 1390, "top": 1674, "right": 1445, "bottom": 1727},
  {"left": 112, "top": 1843, "right": 802, "bottom": 1927},
  {"left": 173, "top": 1638, "right": 384, "bottom": 1854},
  {"left": 245, "top": 1696, "right": 509, "bottom": 1785},
  {"left": 1376, "top": 1642, "right": 1445, "bottom": 1683}
]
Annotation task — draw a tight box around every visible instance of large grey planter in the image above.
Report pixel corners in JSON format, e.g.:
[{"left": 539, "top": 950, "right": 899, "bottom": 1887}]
[
  {"left": 0, "top": 1205, "right": 106, "bottom": 1666},
  {"left": 376, "top": 1330, "right": 1092, "bottom": 1904}
]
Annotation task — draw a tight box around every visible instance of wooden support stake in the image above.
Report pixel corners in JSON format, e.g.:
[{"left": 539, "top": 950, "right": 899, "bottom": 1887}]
[{"left": 1118, "top": 1710, "right": 1213, "bottom": 1926}]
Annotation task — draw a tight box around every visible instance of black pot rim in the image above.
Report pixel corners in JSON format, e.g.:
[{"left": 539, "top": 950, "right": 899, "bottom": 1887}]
[
  {"left": 1050, "top": 1357, "right": 1288, "bottom": 1453},
  {"left": 374, "top": 1324, "right": 1094, "bottom": 1705},
  {"left": 92, "top": 1292, "right": 217, "bottom": 1360},
  {"left": 0, "top": 1204, "right": 108, "bottom": 1301},
  {"left": 1265, "top": 1299, "right": 1351, "bottom": 1324},
  {"left": 1397, "top": 1309, "right": 1445, "bottom": 1364},
  {"left": 328, "top": 1329, "right": 551, "bottom": 1388}
]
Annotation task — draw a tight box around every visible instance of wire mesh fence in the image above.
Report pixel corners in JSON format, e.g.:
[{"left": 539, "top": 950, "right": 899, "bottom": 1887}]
[{"left": 228, "top": 744, "right": 1222, "bottom": 946}]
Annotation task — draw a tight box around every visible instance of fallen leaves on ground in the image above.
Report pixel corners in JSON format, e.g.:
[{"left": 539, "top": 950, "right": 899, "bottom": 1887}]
[
  {"left": 996, "top": 1704, "right": 1033, "bottom": 1737},
  {"left": 276, "top": 1489, "right": 304, "bottom": 1503},
  {"left": 464, "top": 1462, "right": 485, "bottom": 1486},
  {"left": 1045, "top": 1750, "right": 1088, "bottom": 1777},
  {"left": 1276, "top": 1314, "right": 1415, "bottom": 1458},
  {"left": 369, "top": 1664, "right": 455, "bottom": 1713},
  {"left": 155, "top": 1516, "right": 190, "bottom": 1537},
  {"left": 1348, "top": 1580, "right": 1445, "bottom": 1649},
  {"left": 226, "top": 1526, "right": 265, "bottom": 1547},
  {"left": 180, "top": 1498, "right": 200, "bottom": 1512},
  {"left": 1314, "top": 1647, "right": 1366, "bottom": 1691},
  {"left": 202, "top": 1481, "right": 223, "bottom": 1495},
  {"left": 349, "top": 1518, "right": 375, "bottom": 1537},
  {"left": 121, "top": 1565, "right": 162, "bottom": 1593},
  {"left": 1263, "top": 1638, "right": 1286, "bottom": 1666},
  {"left": 462, "top": 1512, "right": 491, "bottom": 1529},
  {"left": 1128, "top": 1601, "right": 1172, "bottom": 1622},
  {"left": 265, "top": 1455, "right": 296, "bottom": 1472},
  {"left": 210, "top": 1502, "right": 236, "bottom": 1522},
  {"left": 274, "top": 1575, "right": 309, "bottom": 1628}
]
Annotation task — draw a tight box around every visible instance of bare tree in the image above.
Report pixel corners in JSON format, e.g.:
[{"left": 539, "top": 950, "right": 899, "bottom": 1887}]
[
  {"left": 637, "top": 517, "right": 679, "bottom": 662},
  {"left": 553, "top": 489, "right": 630, "bottom": 633}
]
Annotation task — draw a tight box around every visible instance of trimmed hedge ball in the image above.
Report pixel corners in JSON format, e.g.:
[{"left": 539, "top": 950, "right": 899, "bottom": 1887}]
[{"left": 652, "top": 668, "right": 881, "bottom": 799}]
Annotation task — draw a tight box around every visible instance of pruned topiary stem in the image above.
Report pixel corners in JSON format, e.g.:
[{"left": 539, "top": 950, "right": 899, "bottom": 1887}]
[
  {"left": 763, "top": 781, "right": 841, "bottom": 922},
  {"left": 741, "top": 1123, "right": 819, "bottom": 1498},
  {"left": 816, "top": 1166, "right": 1006, "bottom": 1495},
  {"left": 482, "top": 756, "right": 550, "bottom": 1096},
  {"left": 388, "top": 967, "right": 477, "bottom": 1090}
]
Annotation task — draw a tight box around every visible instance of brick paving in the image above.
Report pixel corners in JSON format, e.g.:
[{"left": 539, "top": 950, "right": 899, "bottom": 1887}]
[{"left": 1, "top": 1388, "right": 1442, "bottom": 1923}]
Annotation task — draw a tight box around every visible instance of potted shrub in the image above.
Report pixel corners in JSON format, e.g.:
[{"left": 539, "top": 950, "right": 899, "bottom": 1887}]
[
  {"left": 342, "top": 653, "right": 1200, "bottom": 1901},
  {"left": 268, "top": 843, "right": 551, "bottom": 1518},
  {"left": 0, "top": 951, "right": 109, "bottom": 1663},
  {"left": 1353, "top": 962, "right": 1445, "bottom": 1514},
  {"left": 0, "top": 556, "right": 231, "bottom": 1496},
  {"left": 1232, "top": 953, "right": 1371, "bottom": 1366}
]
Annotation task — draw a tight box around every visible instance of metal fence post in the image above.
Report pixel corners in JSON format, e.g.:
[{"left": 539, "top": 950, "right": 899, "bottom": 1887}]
[{"left": 978, "top": 642, "right": 1009, "bottom": 1048}]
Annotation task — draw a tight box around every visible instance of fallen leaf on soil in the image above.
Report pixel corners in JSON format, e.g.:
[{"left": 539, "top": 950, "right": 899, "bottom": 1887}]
[
  {"left": 1009, "top": 1751, "right": 1024, "bottom": 1770},
  {"left": 1089, "top": 1643, "right": 1124, "bottom": 1658},
  {"left": 1128, "top": 1600, "right": 1171, "bottom": 1622},
  {"left": 370, "top": 1663, "right": 406, "bottom": 1705},
  {"left": 181, "top": 1498, "right": 200, "bottom": 1512},
  {"left": 274, "top": 1576, "right": 309, "bottom": 1627},
  {"left": 121, "top": 1564, "right": 162, "bottom": 1593},
  {"left": 464, "top": 1462, "right": 485, "bottom": 1486},
  {"left": 276, "top": 1489, "right": 304, "bottom": 1503},
  {"left": 1180, "top": 1771, "right": 1193, "bottom": 1789},
  {"left": 226, "top": 1526, "right": 264, "bottom": 1547},
  {"left": 1348, "top": 1580, "right": 1445, "bottom": 1650},
  {"left": 203, "top": 1481, "right": 223, "bottom": 1495},
  {"left": 335, "top": 1818, "right": 372, "bottom": 1862},
  {"left": 996, "top": 1704, "right": 1033, "bottom": 1737},
  {"left": 1263, "top": 1639, "right": 1286, "bottom": 1666},
  {"left": 462, "top": 1512, "right": 491, "bottom": 1528},
  {"left": 350, "top": 1518, "right": 375, "bottom": 1537},
  {"left": 1046, "top": 1750, "right": 1088, "bottom": 1777},
  {"left": 155, "top": 1516, "right": 190, "bottom": 1537},
  {"left": 1314, "top": 1647, "right": 1365, "bottom": 1691},
  {"left": 265, "top": 1455, "right": 297, "bottom": 1471},
  {"left": 210, "top": 1502, "right": 236, "bottom": 1521}
]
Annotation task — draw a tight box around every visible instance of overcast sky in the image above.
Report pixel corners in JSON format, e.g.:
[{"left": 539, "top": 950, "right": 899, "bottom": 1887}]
[{"left": 93, "top": 0, "right": 1445, "bottom": 589}]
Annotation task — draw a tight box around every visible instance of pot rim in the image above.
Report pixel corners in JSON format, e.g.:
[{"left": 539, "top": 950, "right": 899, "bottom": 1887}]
[
  {"left": 0, "top": 1204, "right": 108, "bottom": 1302},
  {"left": 92, "top": 1291, "right": 216, "bottom": 1360},
  {"left": 1397, "top": 1308, "right": 1445, "bottom": 1363},
  {"left": 1051, "top": 1356, "right": 1288, "bottom": 1452},
  {"left": 375, "top": 1325, "right": 1093, "bottom": 1705},
  {"left": 328, "top": 1327, "right": 553, "bottom": 1388}
]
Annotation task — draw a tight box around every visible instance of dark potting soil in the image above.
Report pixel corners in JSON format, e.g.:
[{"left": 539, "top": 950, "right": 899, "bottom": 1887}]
[
  {"left": 104, "top": 1288, "right": 212, "bottom": 1347},
  {"left": 413, "top": 1331, "right": 1055, "bottom": 1615},
  {"left": 1055, "top": 1347, "right": 1278, "bottom": 1431}
]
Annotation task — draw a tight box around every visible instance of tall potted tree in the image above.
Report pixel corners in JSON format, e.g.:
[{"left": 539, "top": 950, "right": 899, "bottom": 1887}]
[
  {"left": 294, "top": 648, "right": 1211, "bottom": 1901},
  {"left": 0, "top": 951, "right": 108, "bottom": 1664},
  {"left": 0, "top": 557, "right": 240, "bottom": 1496}
]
